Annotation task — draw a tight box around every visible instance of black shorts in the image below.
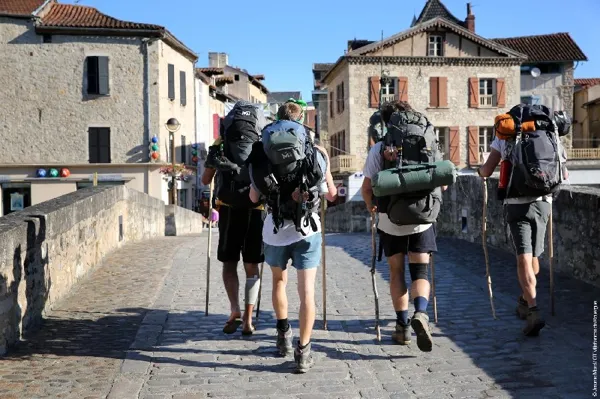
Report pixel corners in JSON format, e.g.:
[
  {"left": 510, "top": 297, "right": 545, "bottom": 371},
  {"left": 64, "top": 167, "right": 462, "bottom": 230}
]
[
  {"left": 380, "top": 224, "right": 438, "bottom": 257},
  {"left": 217, "top": 206, "right": 265, "bottom": 264}
]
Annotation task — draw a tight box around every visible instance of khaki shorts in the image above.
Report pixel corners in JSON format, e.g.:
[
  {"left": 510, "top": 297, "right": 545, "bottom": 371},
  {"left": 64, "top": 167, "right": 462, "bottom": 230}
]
[{"left": 506, "top": 201, "right": 551, "bottom": 257}]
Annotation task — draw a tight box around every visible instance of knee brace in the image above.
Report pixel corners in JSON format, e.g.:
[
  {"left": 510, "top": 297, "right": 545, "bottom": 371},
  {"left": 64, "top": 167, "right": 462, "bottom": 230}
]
[
  {"left": 409, "top": 263, "right": 428, "bottom": 281},
  {"left": 245, "top": 276, "right": 261, "bottom": 306}
]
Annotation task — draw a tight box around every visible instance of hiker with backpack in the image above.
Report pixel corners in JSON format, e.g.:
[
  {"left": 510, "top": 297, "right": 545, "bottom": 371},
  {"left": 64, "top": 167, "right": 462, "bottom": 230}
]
[
  {"left": 361, "top": 100, "right": 455, "bottom": 353},
  {"left": 247, "top": 100, "right": 337, "bottom": 373},
  {"left": 478, "top": 103, "right": 570, "bottom": 336},
  {"left": 202, "top": 100, "right": 268, "bottom": 336}
]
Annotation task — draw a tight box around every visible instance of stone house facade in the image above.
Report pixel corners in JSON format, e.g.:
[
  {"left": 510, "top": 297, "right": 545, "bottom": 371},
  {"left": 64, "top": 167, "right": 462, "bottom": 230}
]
[
  {"left": 205, "top": 52, "right": 268, "bottom": 104},
  {"left": 573, "top": 79, "right": 600, "bottom": 152},
  {"left": 0, "top": 0, "right": 197, "bottom": 215}
]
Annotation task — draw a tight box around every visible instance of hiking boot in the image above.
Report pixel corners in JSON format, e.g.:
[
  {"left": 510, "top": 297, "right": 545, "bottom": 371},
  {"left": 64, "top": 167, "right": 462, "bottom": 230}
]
[
  {"left": 410, "top": 311, "right": 433, "bottom": 352},
  {"left": 276, "top": 326, "right": 293, "bottom": 357},
  {"left": 391, "top": 321, "right": 411, "bottom": 345},
  {"left": 516, "top": 296, "right": 528, "bottom": 320},
  {"left": 523, "top": 308, "right": 546, "bottom": 337},
  {"left": 294, "top": 342, "right": 315, "bottom": 373}
]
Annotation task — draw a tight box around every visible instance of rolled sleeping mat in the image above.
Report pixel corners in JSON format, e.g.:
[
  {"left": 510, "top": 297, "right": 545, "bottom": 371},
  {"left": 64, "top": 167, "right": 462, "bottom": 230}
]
[{"left": 372, "top": 160, "right": 457, "bottom": 197}]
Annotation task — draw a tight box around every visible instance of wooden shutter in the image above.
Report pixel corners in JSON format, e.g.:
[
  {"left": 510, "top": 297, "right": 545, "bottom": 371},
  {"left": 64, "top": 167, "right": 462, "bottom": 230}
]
[
  {"left": 98, "top": 56, "right": 109, "bottom": 95},
  {"left": 168, "top": 64, "right": 175, "bottom": 100},
  {"left": 98, "top": 127, "right": 111, "bottom": 163},
  {"left": 341, "top": 82, "right": 345, "bottom": 112},
  {"left": 430, "top": 77, "right": 439, "bottom": 107},
  {"left": 86, "top": 57, "right": 99, "bottom": 95},
  {"left": 468, "top": 126, "right": 479, "bottom": 165},
  {"left": 496, "top": 78, "right": 506, "bottom": 108},
  {"left": 369, "top": 76, "right": 380, "bottom": 108},
  {"left": 469, "top": 77, "right": 479, "bottom": 108},
  {"left": 398, "top": 77, "right": 408, "bottom": 102},
  {"left": 89, "top": 127, "right": 99, "bottom": 163},
  {"left": 329, "top": 89, "right": 335, "bottom": 118},
  {"left": 449, "top": 126, "right": 460, "bottom": 166},
  {"left": 439, "top": 77, "right": 448, "bottom": 107},
  {"left": 212, "top": 114, "right": 220, "bottom": 139},
  {"left": 180, "top": 71, "right": 187, "bottom": 106},
  {"left": 181, "top": 135, "right": 186, "bottom": 164}
]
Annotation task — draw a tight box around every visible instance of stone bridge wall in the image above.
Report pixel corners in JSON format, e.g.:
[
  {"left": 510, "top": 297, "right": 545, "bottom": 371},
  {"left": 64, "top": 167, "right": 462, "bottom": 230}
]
[
  {"left": 165, "top": 205, "right": 204, "bottom": 236},
  {"left": 0, "top": 186, "right": 165, "bottom": 355}
]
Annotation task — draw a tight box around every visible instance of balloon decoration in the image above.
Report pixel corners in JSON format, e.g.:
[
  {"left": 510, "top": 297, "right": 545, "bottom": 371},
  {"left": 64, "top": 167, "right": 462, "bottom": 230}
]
[
  {"left": 191, "top": 144, "right": 199, "bottom": 165},
  {"left": 191, "top": 143, "right": 198, "bottom": 149},
  {"left": 60, "top": 168, "right": 70, "bottom": 178},
  {"left": 49, "top": 168, "right": 59, "bottom": 177},
  {"left": 149, "top": 135, "right": 160, "bottom": 162},
  {"left": 36, "top": 169, "right": 47, "bottom": 178},
  {"left": 192, "top": 156, "right": 199, "bottom": 163}
]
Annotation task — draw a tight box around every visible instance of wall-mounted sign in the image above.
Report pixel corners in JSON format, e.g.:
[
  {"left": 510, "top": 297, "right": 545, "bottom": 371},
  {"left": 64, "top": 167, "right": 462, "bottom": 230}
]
[
  {"left": 10, "top": 193, "right": 24, "bottom": 211},
  {"left": 88, "top": 174, "right": 123, "bottom": 182},
  {"left": 337, "top": 186, "right": 347, "bottom": 197}
]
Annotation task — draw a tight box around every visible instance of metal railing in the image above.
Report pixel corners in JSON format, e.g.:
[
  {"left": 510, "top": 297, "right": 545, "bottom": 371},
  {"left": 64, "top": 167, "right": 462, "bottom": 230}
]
[
  {"left": 567, "top": 148, "right": 600, "bottom": 159},
  {"left": 381, "top": 94, "right": 397, "bottom": 103},
  {"left": 480, "top": 95, "right": 494, "bottom": 107},
  {"left": 330, "top": 155, "right": 357, "bottom": 174}
]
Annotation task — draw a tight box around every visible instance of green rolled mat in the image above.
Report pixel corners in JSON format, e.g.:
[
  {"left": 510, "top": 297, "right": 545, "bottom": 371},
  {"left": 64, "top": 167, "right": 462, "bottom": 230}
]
[{"left": 372, "top": 160, "right": 457, "bottom": 197}]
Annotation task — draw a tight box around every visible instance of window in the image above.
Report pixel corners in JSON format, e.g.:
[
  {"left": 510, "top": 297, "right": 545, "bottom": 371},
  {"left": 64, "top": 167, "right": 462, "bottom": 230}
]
[
  {"left": 428, "top": 35, "right": 443, "bottom": 56},
  {"left": 89, "top": 127, "right": 111, "bottom": 163},
  {"left": 86, "top": 56, "right": 109, "bottom": 95},
  {"left": 180, "top": 135, "right": 187, "bottom": 164},
  {"left": 479, "top": 126, "right": 493, "bottom": 155},
  {"left": 43, "top": 34, "right": 52, "bottom": 43},
  {"left": 381, "top": 78, "right": 398, "bottom": 103},
  {"left": 521, "top": 95, "right": 540, "bottom": 105},
  {"left": 180, "top": 71, "right": 187, "bottom": 106},
  {"left": 329, "top": 90, "right": 335, "bottom": 118},
  {"left": 234, "top": 74, "right": 240, "bottom": 81},
  {"left": 330, "top": 130, "right": 346, "bottom": 157},
  {"left": 479, "top": 79, "right": 495, "bottom": 107},
  {"left": 336, "top": 82, "right": 345, "bottom": 113},
  {"left": 168, "top": 64, "right": 175, "bottom": 100},
  {"left": 435, "top": 127, "right": 450, "bottom": 160}
]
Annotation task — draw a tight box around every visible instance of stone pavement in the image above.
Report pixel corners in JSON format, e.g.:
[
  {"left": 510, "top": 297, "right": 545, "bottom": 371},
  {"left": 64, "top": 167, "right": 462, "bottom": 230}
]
[{"left": 0, "top": 232, "right": 597, "bottom": 399}]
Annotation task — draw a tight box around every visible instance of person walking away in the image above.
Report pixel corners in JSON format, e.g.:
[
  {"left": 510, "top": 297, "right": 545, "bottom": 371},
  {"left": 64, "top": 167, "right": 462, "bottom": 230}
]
[
  {"left": 361, "top": 100, "right": 447, "bottom": 352},
  {"left": 202, "top": 100, "right": 267, "bottom": 335},
  {"left": 247, "top": 100, "right": 337, "bottom": 373},
  {"left": 478, "top": 104, "right": 570, "bottom": 336}
]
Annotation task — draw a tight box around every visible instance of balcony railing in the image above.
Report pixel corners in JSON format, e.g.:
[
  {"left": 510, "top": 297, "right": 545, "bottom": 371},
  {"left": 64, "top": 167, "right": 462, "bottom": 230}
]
[
  {"left": 567, "top": 148, "right": 600, "bottom": 159},
  {"left": 381, "top": 94, "right": 397, "bottom": 103},
  {"left": 330, "top": 155, "right": 357, "bottom": 174}
]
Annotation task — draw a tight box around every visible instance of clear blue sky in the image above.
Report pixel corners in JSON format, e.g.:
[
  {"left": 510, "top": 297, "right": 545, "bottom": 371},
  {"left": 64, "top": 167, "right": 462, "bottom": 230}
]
[{"left": 66, "top": 0, "right": 598, "bottom": 101}]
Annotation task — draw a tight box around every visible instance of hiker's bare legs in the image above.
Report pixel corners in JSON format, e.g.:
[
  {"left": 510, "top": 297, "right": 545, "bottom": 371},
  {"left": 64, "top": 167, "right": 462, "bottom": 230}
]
[
  {"left": 388, "top": 254, "right": 409, "bottom": 312},
  {"left": 271, "top": 266, "right": 288, "bottom": 320},
  {"left": 517, "top": 254, "right": 537, "bottom": 307},
  {"left": 223, "top": 261, "right": 241, "bottom": 322},
  {"left": 297, "top": 268, "right": 317, "bottom": 346},
  {"left": 243, "top": 262, "right": 260, "bottom": 331},
  {"left": 409, "top": 252, "right": 431, "bottom": 300}
]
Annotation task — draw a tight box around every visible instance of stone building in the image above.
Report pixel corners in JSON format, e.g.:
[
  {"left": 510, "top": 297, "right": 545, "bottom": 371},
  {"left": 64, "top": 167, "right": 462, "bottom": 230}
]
[
  {"left": 0, "top": 0, "right": 198, "bottom": 215},
  {"left": 573, "top": 79, "right": 600, "bottom": 153}
]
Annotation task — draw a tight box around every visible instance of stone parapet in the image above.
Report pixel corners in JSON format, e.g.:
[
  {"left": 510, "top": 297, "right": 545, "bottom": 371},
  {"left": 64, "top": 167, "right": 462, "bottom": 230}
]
[
  {"left": 164, "top": 205, "right": 204, "bottom": 236},
  {"left": 0, "top": 186, "right": 165, "bottom": 355}
]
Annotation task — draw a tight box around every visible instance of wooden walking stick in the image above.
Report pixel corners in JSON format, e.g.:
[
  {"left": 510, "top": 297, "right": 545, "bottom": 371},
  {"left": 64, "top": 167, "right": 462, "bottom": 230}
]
[
  {"left": 320, "top": 198, "right": 327, "bottom": 329},
  {"left": 205, "top": 178, "right": 214, "bottom": 316},
  {"left": 255, "top": 262, "right": 265, "bottom": 319},
  {"left": 370, "top": 212, "right": 381, "bottom": 341},
  {"left": 430, "top": 254, "right": 437, "bottom": 323},
  {"left": 549, "top": 206, "right": 555, "bottom": 316},
  {"left": 482, "top": 178, "right": 497, "bottom": 319}
]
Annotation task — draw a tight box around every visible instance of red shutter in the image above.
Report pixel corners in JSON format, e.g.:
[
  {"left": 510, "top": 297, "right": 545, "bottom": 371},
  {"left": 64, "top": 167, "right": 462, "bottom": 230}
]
[
  {"left": 468, "top": 126, "right": 479, "bottom": 165},
  {"left": 398, "top": 77, "right": 408, "bottom": 102},
  {"left": 369, "top": 76, "right": 380, "bottom": 108},
  {"left": 430, "top": 77, "right": 439, "bottom": 107},
  {"left": 496, "top": 78, "right": 506, "bottom": 108},
  {"left": 449, "top": 126, "right": 460, "bottom": 166},
  {"left": 469, "top": 77, "right": 479, "bottom": 108},
  {"left": 439, "top": 77, "right": 448, "bottom": 107},
  {"left": 212, "top": 113, "right": 220, "bottom": 139}
]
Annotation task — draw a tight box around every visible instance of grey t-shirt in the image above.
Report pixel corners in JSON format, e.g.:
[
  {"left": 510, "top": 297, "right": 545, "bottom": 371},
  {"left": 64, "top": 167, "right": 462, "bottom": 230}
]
[{"left": 363, "top": 142, "right": 432, "bottom": 236}]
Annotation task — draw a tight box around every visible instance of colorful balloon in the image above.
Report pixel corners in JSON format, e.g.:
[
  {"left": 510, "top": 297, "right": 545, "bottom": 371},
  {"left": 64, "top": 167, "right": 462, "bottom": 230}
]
[
  {"left": 151, "top": 152, "right": 159, "bottom": 160},
  {"left": 191, "top": 150, "right": 198, "bottom": 156},
  {"left": 192, "top": 156, "right": 199, "bottom": 163},
  {"left": 151, "top": 144, "right": 159, "bottom": 151},
  {"left": 191, "top": 143, "right": 198, "bottom": 149},
  {"left": 36, "top": 169, "right": 47, "bottom": 178},
  {"left": 60, "top": 168, "right": 70, "bottom": 178},
  {"left": 49, "top": 168, "right": 59, "bottom": 177},
  {"left": 151, "top": 136, "right": 158, "bottom": 143}
]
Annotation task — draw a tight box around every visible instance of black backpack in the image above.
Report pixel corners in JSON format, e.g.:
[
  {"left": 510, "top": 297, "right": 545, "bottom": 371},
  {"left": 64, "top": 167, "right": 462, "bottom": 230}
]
[
  {"left": 375, "top": 111, "right": 443, "bottom": 225},
  {"left": 505, "top": 104, "right": 565, "bottom": 198},
  {"left": 211, "top": 101, "right": 265, "bottom": 208},
  {"left": 248, "top": 120, "right": 325, "bottom": 234}
]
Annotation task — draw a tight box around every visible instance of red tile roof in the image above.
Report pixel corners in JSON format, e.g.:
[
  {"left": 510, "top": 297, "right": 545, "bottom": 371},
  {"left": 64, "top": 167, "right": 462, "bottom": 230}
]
[
  {"left": 39, "top": 3, "right": 162, "bottom": 30},
  {"left": 252, "top": 74, "right": 265, "bottom": 81},
  {"left": 215, "top": 76, "right": 234, "bottom": 85},
  {"left": 197, "top": 67, "right": 224, "bottom": 76},
  {"left": 575, "top": 78, "right": 600, "bottom": 88},
  {"left": 491, "top": 33, "right": 587, "bottom": 62},
  {"left": 0, "top": 0, "right": 45, "bottom": 16}
]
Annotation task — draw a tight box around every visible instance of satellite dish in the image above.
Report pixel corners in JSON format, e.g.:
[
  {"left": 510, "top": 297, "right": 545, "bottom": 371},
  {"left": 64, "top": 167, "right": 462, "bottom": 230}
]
[{"left": 531, "top": 67, "right": 541, "bottom": 78}]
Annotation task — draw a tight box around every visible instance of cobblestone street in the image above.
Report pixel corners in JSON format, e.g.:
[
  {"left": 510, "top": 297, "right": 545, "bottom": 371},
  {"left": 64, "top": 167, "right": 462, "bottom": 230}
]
[{"left": 0, "top": 232, "right": 596, "bottom": 399}]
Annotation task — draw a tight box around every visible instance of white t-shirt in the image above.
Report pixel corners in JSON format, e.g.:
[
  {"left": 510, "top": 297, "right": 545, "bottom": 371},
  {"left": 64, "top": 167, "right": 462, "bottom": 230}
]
[
  {"left": 262, "top": 212, "right": 321, "bottom": 246},
  {"left": 363, "top": 142, "right": 432, "bottom": 237}
]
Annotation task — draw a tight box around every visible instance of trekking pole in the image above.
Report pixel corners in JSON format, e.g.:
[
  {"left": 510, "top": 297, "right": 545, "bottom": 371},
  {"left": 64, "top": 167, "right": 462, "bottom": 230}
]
[
  {"left": 255, "top": 262, "right": 265, "bottom": 320},
  {"left": 430, "top": 254, "right": 437, "bottom": 323},
  {"left": 482, "top": 178, "right": 497, "bottom": 319},
  {"left": 370, "top": 212, "right": 381, "bottom": 341},
  {"left": 320, "top": 198, "right": 327, "bottom": 330},
  {"left": 205, "top": 178, "right": 214, "bottom": 316},
  {"left": 549, "top": 206, "right": 555, "bottom": 316}
]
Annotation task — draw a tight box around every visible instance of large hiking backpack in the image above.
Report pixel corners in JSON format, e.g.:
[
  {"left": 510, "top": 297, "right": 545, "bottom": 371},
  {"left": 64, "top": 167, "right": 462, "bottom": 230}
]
[
  {"left": 375, "top": 110, "right": 443, "bottom": 225},
  {"left": 248, "top": 120, "right": 326, "bottom": 234},
  {"left": 504, "top": 104, "right": 565, "bottom": 198},
  {"left": 211, "top": 101, "right": 266, "bottom": 208}
]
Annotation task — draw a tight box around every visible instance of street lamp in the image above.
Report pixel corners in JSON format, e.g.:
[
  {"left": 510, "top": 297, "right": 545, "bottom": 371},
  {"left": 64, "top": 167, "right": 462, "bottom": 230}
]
[{"left": 165, "top": 118, "right": 181, "bottom": 205}]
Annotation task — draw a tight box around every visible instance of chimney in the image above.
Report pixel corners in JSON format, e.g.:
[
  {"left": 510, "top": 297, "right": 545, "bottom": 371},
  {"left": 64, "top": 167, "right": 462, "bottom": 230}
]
[
  {"left": 465, "top": 3, "right": 475, "bottom": 33},
  {"left": 208, "top": 52, "right": 228, "bottom": 67}
]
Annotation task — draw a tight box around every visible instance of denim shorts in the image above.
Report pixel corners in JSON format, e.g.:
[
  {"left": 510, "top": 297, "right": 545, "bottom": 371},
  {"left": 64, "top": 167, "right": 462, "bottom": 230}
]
[{"left": 264, "top": 234, "right": 322, "bottom": 270}]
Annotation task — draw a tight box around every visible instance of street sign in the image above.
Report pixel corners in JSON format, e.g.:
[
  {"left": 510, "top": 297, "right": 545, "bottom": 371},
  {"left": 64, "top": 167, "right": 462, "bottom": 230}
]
[
  {"left": 338, "top": 186, "right": 347, "bottom": 197},
  {"left": 88, "top": 174, "right": 123, "bottom": 182}
]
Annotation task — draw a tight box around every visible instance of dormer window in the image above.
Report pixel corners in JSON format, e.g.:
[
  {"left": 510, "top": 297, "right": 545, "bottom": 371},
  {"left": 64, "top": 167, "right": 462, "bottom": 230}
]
[{"left": 428, "top": 35, "right": 443, "bottom": 56}]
